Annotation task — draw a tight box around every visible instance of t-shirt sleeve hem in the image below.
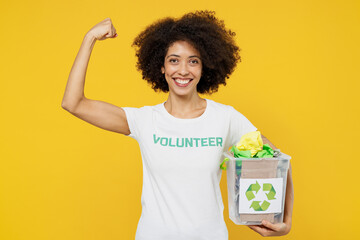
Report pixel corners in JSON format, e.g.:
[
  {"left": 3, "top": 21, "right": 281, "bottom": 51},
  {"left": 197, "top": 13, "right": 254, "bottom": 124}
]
[{"left": 121, "top": 107, "right": 138, "bottom": 140}]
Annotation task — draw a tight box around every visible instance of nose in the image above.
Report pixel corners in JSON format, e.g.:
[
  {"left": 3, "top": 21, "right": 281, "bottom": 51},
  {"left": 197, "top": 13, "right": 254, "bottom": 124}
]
[{"left": 178, "top": 61, "right": 189, "bottom": 76}]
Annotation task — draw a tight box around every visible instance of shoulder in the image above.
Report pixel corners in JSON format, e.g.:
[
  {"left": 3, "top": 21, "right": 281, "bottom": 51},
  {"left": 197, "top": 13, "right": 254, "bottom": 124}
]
[
  {"left": 208, "top": 99, "right": 241, "bottom": 119},
  {"left": 123, "top": 102, "right": 161, "bottom": 111},
  {"left": 207, "top": 99, "right": 234, "bottom": 112},
  {"left": 122, "top": 103, "right": 161, "bottom": 118},
  {"left": 209, "top": 100, "right": 255, "bottom": 126}
]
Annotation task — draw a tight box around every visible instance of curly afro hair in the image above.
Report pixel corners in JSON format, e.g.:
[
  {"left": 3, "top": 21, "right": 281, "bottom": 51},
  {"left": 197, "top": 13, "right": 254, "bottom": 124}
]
[{"left": 132, "top": 10, "right": 241, "bottom": 94}]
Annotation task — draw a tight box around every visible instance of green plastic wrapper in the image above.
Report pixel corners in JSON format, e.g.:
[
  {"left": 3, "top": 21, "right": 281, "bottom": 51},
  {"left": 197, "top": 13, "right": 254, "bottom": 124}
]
[
  {"left": 253, "top": 144, "right": 274, "bottom": 158},
  {"left": 230, "top": 144, "right": 274, "bottom": 159}
]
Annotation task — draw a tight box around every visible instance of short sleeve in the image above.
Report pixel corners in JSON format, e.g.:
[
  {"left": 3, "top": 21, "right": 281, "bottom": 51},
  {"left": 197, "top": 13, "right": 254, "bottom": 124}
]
[
  {"left": 227, "top": 106, "right": 258, "bottom": 149},
  {"left": 121, "top": 107, "right": 140, "bottom": 141}
]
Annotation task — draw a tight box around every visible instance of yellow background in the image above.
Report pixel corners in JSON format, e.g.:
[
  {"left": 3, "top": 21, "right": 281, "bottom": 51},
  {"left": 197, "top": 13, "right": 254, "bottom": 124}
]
[{"left": 1, "top": 0, "right": 359, "bottom": 239}]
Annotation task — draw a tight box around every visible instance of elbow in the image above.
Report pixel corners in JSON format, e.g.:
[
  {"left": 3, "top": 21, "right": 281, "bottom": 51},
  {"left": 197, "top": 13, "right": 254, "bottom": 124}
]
[
  {"left": 61, "top": 96, "right": 85, "bottom": 112},
  {"left": 61, "top": 101, "right": 69, "bottom": 110},
  {"left": 61, "top": 98, "right": 84, "bottom": 113},
  {"left": 61, "top": 102, "right": 67, "bottom": 109},
  {"left": 61, "top": 102, "right": 73, "bottom": 112}
]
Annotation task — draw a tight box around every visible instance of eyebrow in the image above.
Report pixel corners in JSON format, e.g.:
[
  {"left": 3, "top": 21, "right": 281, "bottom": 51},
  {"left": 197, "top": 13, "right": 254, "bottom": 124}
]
[{"left": 166, "top": 54, "right": 201, "bottom": 59}]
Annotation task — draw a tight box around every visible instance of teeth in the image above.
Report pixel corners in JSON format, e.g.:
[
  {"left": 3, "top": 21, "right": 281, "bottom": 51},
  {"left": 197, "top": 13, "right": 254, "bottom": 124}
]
[{"left": 174, "top": 78, "right": 191, "bottom": 84}]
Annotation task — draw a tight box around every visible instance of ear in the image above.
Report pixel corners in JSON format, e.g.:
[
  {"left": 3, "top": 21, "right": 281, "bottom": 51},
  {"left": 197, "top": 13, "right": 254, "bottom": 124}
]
[{"left": 161, "top": 66, "right": 165, "bottom": 74}]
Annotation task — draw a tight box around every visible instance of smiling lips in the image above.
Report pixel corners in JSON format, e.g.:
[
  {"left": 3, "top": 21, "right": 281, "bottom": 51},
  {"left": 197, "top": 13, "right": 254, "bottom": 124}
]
[{"left": 173, "top": 77, "right": 193, "bottom": 87}]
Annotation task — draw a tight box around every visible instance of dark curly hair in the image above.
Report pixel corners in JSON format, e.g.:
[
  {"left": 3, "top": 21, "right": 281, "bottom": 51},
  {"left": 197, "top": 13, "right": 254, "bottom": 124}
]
[{"left": 131, "top": 10, "right": 241, "bottom": 94}]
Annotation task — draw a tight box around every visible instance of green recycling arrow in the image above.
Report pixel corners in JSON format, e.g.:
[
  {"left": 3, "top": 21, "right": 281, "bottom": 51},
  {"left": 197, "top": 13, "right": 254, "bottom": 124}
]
[
  {"left": 263, "top": 183, "right": 276, "bottom": 200},
  {"left": 245, "top": 181, "right": 261, "bottom": 201},
  {"left": 250, "top": 200, "right": 271, "bottom": 211},
  {"left": 245, "top": 181, "right": 277, "bottom": 211}
]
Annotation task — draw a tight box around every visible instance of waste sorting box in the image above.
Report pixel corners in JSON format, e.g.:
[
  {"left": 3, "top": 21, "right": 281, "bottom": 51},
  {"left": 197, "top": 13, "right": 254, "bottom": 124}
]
[{"left": 222, "top": 151, "right": 291, "bottom": 225}]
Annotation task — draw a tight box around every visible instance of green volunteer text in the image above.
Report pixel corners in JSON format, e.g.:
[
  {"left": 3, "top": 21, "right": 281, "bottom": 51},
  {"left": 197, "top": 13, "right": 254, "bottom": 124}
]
[{"left": 153, "top": 134, "right": 223, "bottom": 147}]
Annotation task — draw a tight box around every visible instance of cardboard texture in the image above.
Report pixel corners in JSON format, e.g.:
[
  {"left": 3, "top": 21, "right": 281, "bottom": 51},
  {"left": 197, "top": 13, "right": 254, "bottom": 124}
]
[{"left": 239, "top": 159, "right": 279, "bottom": 223}]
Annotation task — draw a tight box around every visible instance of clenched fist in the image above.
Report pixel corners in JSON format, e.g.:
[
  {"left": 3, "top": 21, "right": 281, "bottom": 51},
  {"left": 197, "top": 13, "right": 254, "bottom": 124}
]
[{"left": 86, "top": 17, "right": 117, "bottom": 41}]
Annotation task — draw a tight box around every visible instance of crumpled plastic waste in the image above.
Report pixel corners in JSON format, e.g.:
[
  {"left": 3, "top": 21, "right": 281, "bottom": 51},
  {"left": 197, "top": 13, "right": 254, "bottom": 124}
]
[
  {"left": 220, "top": 131, "right": 281, "bottom": 170},
  {"left": 254, "top": 143, "right": 274, "bottom": 158},
  {"left": 229, "top": 130, "right": 282, "bottom": 159},
  {"left": 273, "top": 149, "right": 281, "bottom": 158},
  {"left": 235, "top": 131, "right": 263, "bottom": 157},
  {"left": 230, "top": 145, "right": 252, "bottom": 158}
]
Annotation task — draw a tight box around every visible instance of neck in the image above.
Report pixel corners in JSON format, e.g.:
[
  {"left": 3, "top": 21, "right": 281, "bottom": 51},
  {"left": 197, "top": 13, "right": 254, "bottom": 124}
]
[{"left": 164, "top": 92, "right": 205, "bottom": 115}]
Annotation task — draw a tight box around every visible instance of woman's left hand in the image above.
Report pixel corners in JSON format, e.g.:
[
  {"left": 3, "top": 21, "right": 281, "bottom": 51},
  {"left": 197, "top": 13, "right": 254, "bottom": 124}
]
[{"left": 248, "top": 220, "right": 291, "bottom": 237}]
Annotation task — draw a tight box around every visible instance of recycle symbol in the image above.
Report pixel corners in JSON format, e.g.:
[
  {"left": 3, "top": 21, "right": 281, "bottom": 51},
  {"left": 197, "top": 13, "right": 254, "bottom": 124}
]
[{"left": 245, "top": 181, "right": 276, "bottom": 211}]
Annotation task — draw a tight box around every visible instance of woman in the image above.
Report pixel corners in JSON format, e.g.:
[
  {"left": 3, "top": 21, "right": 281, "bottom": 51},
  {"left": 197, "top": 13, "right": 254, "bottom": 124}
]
[{"left": 61, "top": 10, "right": 293, "bottom": 239}]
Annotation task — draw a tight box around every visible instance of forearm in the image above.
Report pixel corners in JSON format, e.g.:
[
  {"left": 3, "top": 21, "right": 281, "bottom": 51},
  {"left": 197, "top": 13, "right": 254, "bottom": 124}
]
[
  {"left": 261, "top": 135, "right": 293, "bottom": 223},
  {"left": 283, "top": 163, "right": 294, "bottom": 229},
  {"left": 61, "top": 33, "right": 96, "bottom": 110}
]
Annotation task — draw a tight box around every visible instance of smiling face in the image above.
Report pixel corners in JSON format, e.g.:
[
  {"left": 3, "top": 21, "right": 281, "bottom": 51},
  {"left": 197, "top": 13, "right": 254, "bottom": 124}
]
[{"left": 161, "top": 40, "right": 202, "bottom": 96}]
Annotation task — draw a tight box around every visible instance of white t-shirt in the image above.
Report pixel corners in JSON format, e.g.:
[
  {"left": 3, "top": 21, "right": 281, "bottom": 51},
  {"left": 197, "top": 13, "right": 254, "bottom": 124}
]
[{"left": 122, "top": 98, "right": 257, "bottom": 240}]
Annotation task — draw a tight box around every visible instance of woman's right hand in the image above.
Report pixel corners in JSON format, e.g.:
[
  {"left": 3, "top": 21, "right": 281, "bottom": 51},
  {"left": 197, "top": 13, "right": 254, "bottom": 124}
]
[{"left": 86, "top": 17, "right": 118, "bottom": 41}]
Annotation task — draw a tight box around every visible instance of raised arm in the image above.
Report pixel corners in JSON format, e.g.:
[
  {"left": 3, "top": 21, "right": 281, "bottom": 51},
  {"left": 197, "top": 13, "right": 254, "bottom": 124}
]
[{"left": 61, "top": 18, "right": 131, "bottom": 135}]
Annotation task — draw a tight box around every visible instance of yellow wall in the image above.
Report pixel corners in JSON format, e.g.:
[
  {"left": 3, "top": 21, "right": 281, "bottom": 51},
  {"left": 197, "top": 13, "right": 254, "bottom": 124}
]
[{"left": 1, "top": 0, "right": 358, "bottom": 239}]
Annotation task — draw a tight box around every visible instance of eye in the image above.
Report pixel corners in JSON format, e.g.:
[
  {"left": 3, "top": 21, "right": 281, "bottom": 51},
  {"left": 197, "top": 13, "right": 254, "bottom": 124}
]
[
  {"left": 190, "top": 59, "right": 200, "bottom": 64},
  {"left": 169, "top": 58, "right": 178, "bottom": 63}
]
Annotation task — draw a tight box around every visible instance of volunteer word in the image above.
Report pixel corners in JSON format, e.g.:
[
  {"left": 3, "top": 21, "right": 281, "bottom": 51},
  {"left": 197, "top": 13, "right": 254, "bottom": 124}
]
[{"left": 153, "top": 134, "right": 223, "bottom": 147}]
